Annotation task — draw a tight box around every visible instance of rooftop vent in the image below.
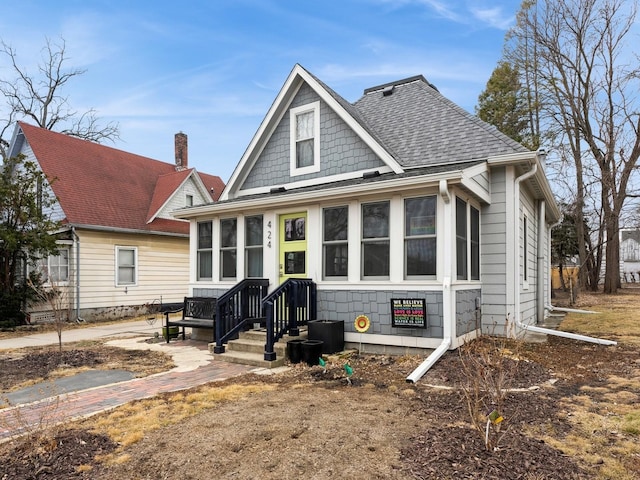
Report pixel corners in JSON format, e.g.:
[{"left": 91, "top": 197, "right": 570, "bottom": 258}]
[{"left": 382, "top": 85, "right": 395, "bottom": 96}]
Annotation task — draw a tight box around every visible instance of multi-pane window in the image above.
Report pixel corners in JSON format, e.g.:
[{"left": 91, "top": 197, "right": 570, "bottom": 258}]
[
  {"left": 38, "top": 248, "right": 70, "bottom": 283},
  {"left": 220, "top": 218, "right": 237, "bottom": 279},
  {"left": 362, "top": 201, "right": 390, "bottom": 278},
  {"left": 456, "top": 198, "right": 480, "bottom": 281},
  {"left": 323, "top": 206, "right": 348, "bottom": 278},
  {"left": 197, "top": 221, "right": 212, "bottom": 280},
  {"left": 405, "top": 196, "right": 437, "bottom": 277},
  {"left": 290, "top": 102, "right": 320, "bottom": 175},
  {"left": 116, "top": 246, "right": 136, "bottom": 286},
  {"left": 245, "top": 215, "right": 263, "bottom": 277}
]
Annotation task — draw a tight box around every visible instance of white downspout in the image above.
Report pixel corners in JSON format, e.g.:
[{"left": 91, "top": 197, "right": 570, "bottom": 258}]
[
  {"left": 71, "top": 227, "right": 84, "bottom": 322},
  {"left": 406, "top": 179, "right": 453, "bottom": 383},
  {"left": 513, "top": 162, "right": 616, "bottom": 346}
]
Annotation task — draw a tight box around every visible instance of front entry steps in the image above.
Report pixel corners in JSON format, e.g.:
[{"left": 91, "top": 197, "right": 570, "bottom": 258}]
[{"left": 209, "top": 328, "right": 308, "bottom": 369}]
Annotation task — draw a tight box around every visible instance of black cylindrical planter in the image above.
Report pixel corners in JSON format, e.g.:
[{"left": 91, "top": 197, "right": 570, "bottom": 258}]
[
  {"left": 301, "top": 340, "right": 324, "bottom": 366},
  {"left": 308, "top": 320, "right": 345, "bottom": 354},
  {"left": 287, "top": 339, "right": 305, "bottom": 364}
]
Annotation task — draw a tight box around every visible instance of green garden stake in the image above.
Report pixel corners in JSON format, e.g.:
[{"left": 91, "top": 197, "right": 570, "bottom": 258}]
[
  {"left": 319, "top": 357, "right": 327, "bottom": 373},
  {"left": 344, "top": 363, "right": 353, "bottom": 385}
]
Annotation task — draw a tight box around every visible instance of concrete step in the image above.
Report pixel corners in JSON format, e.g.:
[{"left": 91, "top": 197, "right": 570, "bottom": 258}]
[{"left": 213, "top": 350, "right": 285, "bottom": 369}]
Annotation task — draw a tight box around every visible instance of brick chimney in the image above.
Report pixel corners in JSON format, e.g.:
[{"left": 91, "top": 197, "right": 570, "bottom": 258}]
[{"left": 175, "top": 132, "right": 188, "bottom": 170}]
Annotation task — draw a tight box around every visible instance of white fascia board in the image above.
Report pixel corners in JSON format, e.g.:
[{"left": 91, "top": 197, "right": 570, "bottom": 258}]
[
  {"left": 174, "top": 168, "right": 468, "bottom": 220},
  {"left": 237, "top": 166, "right": 395, "bottom": 197}
]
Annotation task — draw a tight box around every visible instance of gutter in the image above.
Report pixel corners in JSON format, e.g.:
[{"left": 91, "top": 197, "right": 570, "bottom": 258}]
[{"left": 512, "top": 164, "right": 616, "bottom": 346}]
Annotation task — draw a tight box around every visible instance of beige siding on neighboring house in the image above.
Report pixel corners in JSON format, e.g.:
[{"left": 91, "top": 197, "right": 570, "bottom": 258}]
[
  {"left": 76, "top": 229, "right": 189, "bottom": 311},
  {"left": 158, "top": 177, "right": 211, "bottom": 219}
]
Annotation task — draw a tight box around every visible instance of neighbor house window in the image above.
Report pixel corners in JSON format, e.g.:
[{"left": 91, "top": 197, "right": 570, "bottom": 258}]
[
  {"left": 220, "top": 218, "right": 237, "bottom": 279},
  {"left": 197, "top": 221, "right": 213, "bottom": 280},
  {"left": 245, "top": 215, "right": 263, "bottom": 277},
  {"left": 456, "top": 198, "right": 480, "bottom": 281},
  {"left": 323, "top": 206, "right": 348, "bottom": 278},
  {"left": 37, "top": 248, "right": 70, "bottom": 283},
  {"left": 362, "top": 201, "right": 390, "bottom": 278},
  {"left": 405, "top": 196, "right": 436, "bottom": 278},
  {"left": 186, "top": 194, "right": 193, "bottom": 207},
  {"left": 290, "top": 101, "right": 320, "bottom": 175},
  {"left": 116, "top": 246, "right": 137, "bottom": 286}
]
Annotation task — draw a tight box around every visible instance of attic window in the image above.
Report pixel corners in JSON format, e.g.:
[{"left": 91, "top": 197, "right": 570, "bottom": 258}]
[{"left": 290, "top": 101, "right": 320, "bottom": 176}]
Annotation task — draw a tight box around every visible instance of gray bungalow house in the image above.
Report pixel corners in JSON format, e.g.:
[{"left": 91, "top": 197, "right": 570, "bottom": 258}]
[{"left": 173, "top": 64, "right": 560, "bottom": 365}]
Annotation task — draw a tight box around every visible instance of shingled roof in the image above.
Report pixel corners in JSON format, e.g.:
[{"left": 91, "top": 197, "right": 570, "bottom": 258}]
[
  {"left": 18, "top": 122, "right": 225, "bottom": 235},
  {"left": 352, "top": 76, "right": 527, "bottom": 168}
]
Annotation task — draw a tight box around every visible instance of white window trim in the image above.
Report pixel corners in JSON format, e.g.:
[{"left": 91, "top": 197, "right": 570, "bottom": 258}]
[
  {"left": 115, "top": 246, "right": 138, "bottom": 287},
  {"left": 290, "top": 101, "right": 321, "bottom": 176},
  {"left": 522, "top": 214, "right": 530, "bottom": 290},
  {"left": 39, "top": 245, "right": 71, "bottom": 286}
]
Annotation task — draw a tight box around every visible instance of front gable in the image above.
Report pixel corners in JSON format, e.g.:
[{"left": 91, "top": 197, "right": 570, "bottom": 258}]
[
  {"left": 239, "top": 82, "right": 387, "bottom": 192},
  {"left": 221, "top": 64, "right": 403, "bottom": 201},
  {"left": 147, "top": 170, "right": 214, "bottom": 223}
]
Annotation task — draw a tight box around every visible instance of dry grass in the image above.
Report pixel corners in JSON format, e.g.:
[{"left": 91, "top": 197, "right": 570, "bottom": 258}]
[
  {"left": 544, "top": 287, "right": 640, "bottom": 479},
  {"left": 85, "top": 382, "right": 276, "bottom": 465}
]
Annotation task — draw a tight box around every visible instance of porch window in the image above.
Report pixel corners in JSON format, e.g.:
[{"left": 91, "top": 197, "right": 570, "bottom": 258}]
[
  {"left": 290, "top": 101, "right": 320, "bottom": 176},
  {"left": 38, "top": 248, "right": 70, "bottom": 283},
  {"left": 323, "top": 206, "right": 348, "bottom": 278},
  {"left": 362, "top": 201, "right": 390, "bottom": 278},
  {"left": 220, "top": 218, "right": 237, "bottom": 279},
  {"left": 456, "top": 198, "right": 480, "bottom": 281},
  {"left": 116, "top": 246, "right": 137, "bottom": 286},
  {"left": 245, "top": 215, "right": 263, "bottom": 277},
  {"left": 404, "top": 196, "right": 436, "bottom": 278},
  {"left": 197, "top": 221, "right": 212, "bottom": 280}
]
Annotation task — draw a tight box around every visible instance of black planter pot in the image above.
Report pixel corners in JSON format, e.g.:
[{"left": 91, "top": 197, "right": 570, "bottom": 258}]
[
  {"left": 308, "top": 320, "right": 345, "bottom": 354},
  {"left": 287, "top": 339, "right": 305, "bottom": 364},
  {"left": 301, "top": 340, "right": 324, "bottom": 366}
]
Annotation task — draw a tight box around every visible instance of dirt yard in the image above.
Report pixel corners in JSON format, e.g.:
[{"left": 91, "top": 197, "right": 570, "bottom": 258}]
[{"left": 1, "top": 290, "right": 640, "bottom": 480}]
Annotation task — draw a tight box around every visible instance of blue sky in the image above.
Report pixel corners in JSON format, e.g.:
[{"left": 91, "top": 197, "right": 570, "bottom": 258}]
[{"left": 0, "top": 0, "right": 521, "bottom": 182}]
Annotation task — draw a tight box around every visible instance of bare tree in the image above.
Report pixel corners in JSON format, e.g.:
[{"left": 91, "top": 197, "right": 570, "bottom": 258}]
[
  {"left": 0, "top": 37, "right": 119, "bottom": 160},
  {"left": 508, "top": 0, "right": 640, "bottom": 293}
]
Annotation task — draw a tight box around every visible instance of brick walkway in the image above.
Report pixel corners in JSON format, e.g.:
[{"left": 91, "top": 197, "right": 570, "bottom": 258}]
[{"left": 0, "top": 360, "right": 252, "bottom": 441}]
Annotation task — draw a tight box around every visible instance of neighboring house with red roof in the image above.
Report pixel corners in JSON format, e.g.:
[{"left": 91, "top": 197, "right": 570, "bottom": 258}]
[{"left": 7, "top": 122, "right": 224, "bottom": 322}]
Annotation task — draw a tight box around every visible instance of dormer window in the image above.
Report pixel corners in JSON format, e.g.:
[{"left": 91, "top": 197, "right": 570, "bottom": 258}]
[{"left": 290, "top": 101, "right": 320, "bottom": 176}]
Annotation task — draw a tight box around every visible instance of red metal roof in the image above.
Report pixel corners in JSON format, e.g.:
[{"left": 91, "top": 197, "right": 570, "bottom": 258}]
[{"left": 19, "top": 122, "right": 225, "bottom": 235}]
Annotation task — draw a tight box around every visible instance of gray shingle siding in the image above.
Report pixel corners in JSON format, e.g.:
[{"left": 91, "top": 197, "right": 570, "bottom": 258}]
[
  {"left": 481, "top": 166, "right": 508, "bottom": 332},
  {"left": 240, "top": 83, "right": 384, "bottom": 190}
]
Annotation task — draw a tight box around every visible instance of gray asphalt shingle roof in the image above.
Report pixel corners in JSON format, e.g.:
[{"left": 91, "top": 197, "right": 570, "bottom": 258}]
[{"left": 352, "top": 75, "right": 527, "bottom": 168}]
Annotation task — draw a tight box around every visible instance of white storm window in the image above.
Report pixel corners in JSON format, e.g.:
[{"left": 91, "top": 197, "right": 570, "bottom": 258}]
[
  {"left": 116, "top": 246, "right": 137, "bottom": 286},
  {"left": 404, "top": 196, "right": 437, "bottom": 278},
  {"left": 220, "top": 218, "right": 237, "bottom": 279},
  {"left": 323, "top": 206, "right": 348, "bottom": 278},
  {"left": 362, "top": 201, "right": 390, "bottom": 279},
  {"left": 290, "top": 101, "right": 320, "bottom": 176},
  {"left": 456, "top": 198, "right": 480, "bottom": 281},
  {"left": 37, "top": 248, "right": 70, "bottom": 283},
  {"left": 245, "top": 215, "right": 263, "bottom": 278},
  {"left": 197, "top": 221, "right": 213, "bottom": 280}
]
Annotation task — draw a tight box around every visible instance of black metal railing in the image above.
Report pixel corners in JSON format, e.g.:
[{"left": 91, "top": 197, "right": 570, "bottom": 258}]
[
  {"left": 263, "top": 279, "right": 317, "bottom": 361},
  {"left": 212, "top": 278, "right": 269, "bottom": 354}
]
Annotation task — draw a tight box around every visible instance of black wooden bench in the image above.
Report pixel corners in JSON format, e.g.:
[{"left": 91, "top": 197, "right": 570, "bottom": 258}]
[{"left": 164, "top": 296, "right": 216, "bottom": 343}]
